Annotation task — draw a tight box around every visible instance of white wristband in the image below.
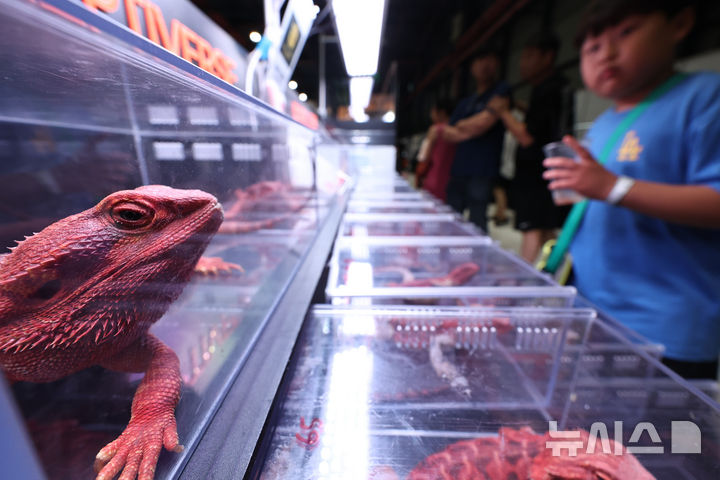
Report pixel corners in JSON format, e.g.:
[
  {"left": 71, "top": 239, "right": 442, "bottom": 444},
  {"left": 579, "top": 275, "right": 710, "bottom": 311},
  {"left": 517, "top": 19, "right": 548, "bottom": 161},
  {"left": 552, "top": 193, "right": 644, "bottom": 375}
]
[{"left": 606, "top": 175, "right": 635, "bottom": 204}]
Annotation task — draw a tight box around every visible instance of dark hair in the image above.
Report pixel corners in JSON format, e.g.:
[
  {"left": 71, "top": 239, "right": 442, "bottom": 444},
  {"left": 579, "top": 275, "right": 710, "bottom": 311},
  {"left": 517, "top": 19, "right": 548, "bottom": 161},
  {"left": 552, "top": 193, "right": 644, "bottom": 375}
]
[
  {"left": 471, "top": 46, "right": 500, "bottom": 62},
  {"left": 574, "top": 0, "right": 696, "bottom": 47},
  {"left": 432, "top": 98, "right": 454, "bottom": 115},
  {"left": 524, "top": 31, "right": 560, "bottom": 56}
]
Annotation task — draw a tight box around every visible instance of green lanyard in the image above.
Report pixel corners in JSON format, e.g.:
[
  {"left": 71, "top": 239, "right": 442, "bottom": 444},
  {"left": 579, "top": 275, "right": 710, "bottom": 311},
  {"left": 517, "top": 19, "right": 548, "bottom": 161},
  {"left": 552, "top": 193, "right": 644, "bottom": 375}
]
[{"left": 544, "top": 73, "right": 687, "bottom": 274}]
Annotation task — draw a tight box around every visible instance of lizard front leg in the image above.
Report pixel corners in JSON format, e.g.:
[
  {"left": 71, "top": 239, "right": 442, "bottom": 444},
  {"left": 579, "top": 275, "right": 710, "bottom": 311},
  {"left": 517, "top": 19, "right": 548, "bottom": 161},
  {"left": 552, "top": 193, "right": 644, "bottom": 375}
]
[
  {"left": 95, "top": 334, "right": 182, "bottom": 480},
  {"left": 194, "top": 256, "right": 244, "bottom": 275}
]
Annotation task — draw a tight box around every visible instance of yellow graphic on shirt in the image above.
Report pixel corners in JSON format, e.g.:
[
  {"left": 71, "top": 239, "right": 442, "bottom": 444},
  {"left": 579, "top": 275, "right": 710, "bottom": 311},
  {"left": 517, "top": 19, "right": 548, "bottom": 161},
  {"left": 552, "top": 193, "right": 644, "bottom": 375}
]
[{"left": 617, "top": 130, "right": 643, "bottom": 162}]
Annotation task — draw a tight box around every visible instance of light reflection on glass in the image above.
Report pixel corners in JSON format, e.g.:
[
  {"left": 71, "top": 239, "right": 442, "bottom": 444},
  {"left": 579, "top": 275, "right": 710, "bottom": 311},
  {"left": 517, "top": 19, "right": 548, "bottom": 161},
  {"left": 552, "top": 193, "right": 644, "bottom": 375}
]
[
  {"left": 351, "top": 225, "right": 369, "bottom": 237},
  {"left": 346, "top": 261, "right": 373, "bottom": 290},
  {"left": 339, "top": 315, "right": 377, "bottom": 338},
  {"left": 322, "top": 344, "right": 373, "bottom": 479},
  {"left": 349, "top": 243, "right": 371, "bottom": 261}
]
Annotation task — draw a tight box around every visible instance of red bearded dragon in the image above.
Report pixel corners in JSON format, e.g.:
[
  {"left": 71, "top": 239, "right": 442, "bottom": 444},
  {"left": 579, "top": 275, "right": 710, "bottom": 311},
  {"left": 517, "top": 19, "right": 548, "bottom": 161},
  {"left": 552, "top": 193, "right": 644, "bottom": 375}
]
[
  {"left": 384, "top": 262, "right": 481, "bottom": 288},
  {"left": 218, "top": 181, "right": 312, "bottom": 235},
  {"left": 370, "top": 426, "right": 655, "bottom": 480},
  {"left": 0, "top": 185, "right": 236, "bottom": 480}
]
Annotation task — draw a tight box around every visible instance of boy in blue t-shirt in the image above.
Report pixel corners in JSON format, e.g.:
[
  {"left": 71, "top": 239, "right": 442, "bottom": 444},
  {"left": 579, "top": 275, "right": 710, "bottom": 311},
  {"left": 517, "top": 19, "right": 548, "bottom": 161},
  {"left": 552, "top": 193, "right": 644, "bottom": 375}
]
[{"left": 544, "top": 0, "right": 720, "bottom": 379}]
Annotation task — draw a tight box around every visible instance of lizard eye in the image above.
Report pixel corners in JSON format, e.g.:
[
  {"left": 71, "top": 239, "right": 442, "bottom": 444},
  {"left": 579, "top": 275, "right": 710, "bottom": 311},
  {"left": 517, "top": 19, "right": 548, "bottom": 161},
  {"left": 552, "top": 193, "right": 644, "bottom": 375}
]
[
  {"left": 30, "top": 279, "right": 62, "bottom": 301},
  {"left": 110, "top": 202, "right": 154, "bottom": 229}
]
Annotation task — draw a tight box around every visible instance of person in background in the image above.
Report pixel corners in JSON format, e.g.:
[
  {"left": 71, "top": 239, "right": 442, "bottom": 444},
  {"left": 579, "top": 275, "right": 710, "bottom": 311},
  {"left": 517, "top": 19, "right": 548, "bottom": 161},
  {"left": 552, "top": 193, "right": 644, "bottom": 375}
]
[
  {"left": 490, "top": 177, "right": 510, "bottom": 226},
  {"left": 544, "top": 0, "right": 720, "bottom": 379},
  {"left": 497, "top": 105, "right": 523, "bottom": 204},
  {"left": 488, "top": 31, "right": 574, "bottom": 263},
  {"left": 416, "top": 99, "right": 457, "bottom": 202},
  {"left": 441, "top": 49, "right": 510, "bottom": 232}
]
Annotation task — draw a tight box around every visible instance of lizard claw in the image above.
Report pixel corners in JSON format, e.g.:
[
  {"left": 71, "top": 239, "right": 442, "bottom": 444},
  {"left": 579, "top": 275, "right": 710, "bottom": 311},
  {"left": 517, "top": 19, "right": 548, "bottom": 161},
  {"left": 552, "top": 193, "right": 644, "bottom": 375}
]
[
  {"left": 194, "top": 256, "right": 244, "bottom": 276},
  {"left": 94, "top": 413, "right": 181, "bottom": 480}
]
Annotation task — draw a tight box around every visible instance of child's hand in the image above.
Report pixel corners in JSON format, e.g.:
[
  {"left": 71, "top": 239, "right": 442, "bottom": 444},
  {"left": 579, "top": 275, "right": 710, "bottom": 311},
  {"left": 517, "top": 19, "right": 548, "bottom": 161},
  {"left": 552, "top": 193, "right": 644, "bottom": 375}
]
[{"left": 543, "top": 135, "right": 617, "bottom": 200}]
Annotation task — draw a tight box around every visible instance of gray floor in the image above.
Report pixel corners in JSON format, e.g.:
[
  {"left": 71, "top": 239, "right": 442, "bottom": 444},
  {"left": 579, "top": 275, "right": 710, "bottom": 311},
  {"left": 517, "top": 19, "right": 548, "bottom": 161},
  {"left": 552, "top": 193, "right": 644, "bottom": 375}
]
[{"left": 485, "top": 205, "right": 523, "bottom": 257}]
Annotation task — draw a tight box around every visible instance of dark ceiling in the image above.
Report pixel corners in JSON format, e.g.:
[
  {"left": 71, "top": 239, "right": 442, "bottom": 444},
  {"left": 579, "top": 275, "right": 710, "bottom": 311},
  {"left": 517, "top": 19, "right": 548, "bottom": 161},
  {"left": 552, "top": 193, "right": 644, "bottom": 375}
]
[
  {"left": 190, "top": 0, "right": 720, "bottom": 137},
  {"left": 190, "top": 0, "right": 492, "bottom": 109}
]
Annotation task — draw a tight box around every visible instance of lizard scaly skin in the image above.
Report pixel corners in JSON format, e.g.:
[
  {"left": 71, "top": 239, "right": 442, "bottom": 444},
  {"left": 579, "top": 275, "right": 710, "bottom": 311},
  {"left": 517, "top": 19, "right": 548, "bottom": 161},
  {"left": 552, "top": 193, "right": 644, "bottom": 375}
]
[
  {"left": 0, "top": 185, "right": 224, "bottom": 480},
  {"left": 403, "top": 427, "right": 655, "bottom": 480}
]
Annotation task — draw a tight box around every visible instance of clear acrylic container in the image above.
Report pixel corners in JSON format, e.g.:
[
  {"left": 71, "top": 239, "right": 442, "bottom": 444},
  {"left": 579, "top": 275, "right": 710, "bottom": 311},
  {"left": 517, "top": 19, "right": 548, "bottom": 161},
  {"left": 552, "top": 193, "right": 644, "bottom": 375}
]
[
  {"left": 326, "top": 237, "right": 576, "bottom": 307},
  {"left": 281, "top": 306, "right": 596, "bottom": 407},
  {"left": 557, "top": 318, "right": 665, "bottom": 386},
  {"left": 250, "top": 305, "right": 720, "bottom": 480},
  {"left": 346, "top": 199, "right": 452, "bottom": 214},
  {"left": 571, "top": 294, "right": 667, "bottom": 361},
  {"left": 350, "top": 190, "right": 431, "bottom": 201},
  {"left": 347, "top": 204, "right": 453, "bottom": 214},
  {"left": 0, "top": 1, "right": 343, "bottom": 478},
  {"left": 340, "top": 213, "right": 480, "bottom": 237},
  {"left": 353, "top": 184, "right": 416, "bottom": 194},
  {"left": 352, "top": 177, "right": 415, "bottom": 194}
]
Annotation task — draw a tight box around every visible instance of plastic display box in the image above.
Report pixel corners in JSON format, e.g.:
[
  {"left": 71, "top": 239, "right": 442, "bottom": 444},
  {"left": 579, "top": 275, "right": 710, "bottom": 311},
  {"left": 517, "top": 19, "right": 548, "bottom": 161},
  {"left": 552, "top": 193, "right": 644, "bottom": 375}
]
[
  {"left": 346, "top": 199, "right": 452, "bottom": 214},
  {"left": 350, "top": 190, "right": 431, "bottom": 201},
  {"left": 340, "top": 213, "right": 480, "bottom": 237},
  {"left": 251, "top": 305, "right": 720, "bottom": 480},
  {"left": 327, "top": 236, "right": 576, "bottom": 307}
]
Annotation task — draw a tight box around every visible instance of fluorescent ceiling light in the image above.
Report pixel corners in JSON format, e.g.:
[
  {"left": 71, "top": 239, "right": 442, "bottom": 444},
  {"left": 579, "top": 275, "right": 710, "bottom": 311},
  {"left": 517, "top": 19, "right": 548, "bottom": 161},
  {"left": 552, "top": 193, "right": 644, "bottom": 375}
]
[
  {"left": 350, "top": 76, "right": 373, "bottom": 109},
  {"left": 333, "top": 0, "right": 386, "bottom": 76},
  {"left": 349, "top": 106, "right": 369, "bottom": 123}
]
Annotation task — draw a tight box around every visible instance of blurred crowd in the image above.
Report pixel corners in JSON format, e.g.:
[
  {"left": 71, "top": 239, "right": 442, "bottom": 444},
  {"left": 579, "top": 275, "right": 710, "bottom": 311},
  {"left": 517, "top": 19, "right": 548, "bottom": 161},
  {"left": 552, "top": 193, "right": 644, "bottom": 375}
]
[
  {"left": 400, "top": 0, "right": 720, "bottom": 380},
  {"left": 410, "top": 32, "right": 573, "bottom": 264}
]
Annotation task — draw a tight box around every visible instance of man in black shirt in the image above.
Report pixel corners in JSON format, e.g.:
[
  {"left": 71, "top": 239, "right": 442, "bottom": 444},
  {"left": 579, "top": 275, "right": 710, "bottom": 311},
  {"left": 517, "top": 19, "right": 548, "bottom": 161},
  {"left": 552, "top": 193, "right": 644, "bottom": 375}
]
[
  {"left": 488, "top": 32, "right": 573, "bottom": 263},
  {"left": 441, "top": 49, "right": 510, "bottom": 233}
]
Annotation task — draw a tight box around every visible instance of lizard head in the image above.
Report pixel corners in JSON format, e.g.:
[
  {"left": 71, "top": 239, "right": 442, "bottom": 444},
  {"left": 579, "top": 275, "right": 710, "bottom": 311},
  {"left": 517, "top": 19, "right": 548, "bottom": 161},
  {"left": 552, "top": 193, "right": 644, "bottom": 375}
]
[
  {"left": 98, "top": 185, "right": 223, "bottom": 245},
  {"left": 0, "top": 186, "right": 223, "bottom": 348},
  {"left": 94, "top": 184, "right": 224, "bottom": 269}
]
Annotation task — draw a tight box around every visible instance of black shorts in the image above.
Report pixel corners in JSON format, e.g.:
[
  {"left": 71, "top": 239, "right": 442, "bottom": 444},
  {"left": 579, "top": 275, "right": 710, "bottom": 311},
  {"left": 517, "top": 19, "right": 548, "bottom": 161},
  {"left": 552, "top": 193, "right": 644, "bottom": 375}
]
[
  {"left": 512, "top": 183, "right": 570, "bottom": 231},
  {"left": 493, "top": 175, "right": 511, "bottom": 190}
]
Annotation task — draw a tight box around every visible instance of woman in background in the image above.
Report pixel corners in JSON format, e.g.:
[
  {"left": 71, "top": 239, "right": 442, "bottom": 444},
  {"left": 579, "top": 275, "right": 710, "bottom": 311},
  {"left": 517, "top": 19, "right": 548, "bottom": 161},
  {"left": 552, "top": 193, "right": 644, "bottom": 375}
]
[{"left": 417, "top": 98, "right": 456, "bottom": 202}]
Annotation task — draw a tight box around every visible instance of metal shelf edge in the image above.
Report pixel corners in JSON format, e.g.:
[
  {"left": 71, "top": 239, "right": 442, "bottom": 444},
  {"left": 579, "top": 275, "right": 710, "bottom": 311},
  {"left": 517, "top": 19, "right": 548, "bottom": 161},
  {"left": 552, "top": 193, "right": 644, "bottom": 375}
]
[{"left": 177, "top": 191, "right": 349, "bottom": 480}]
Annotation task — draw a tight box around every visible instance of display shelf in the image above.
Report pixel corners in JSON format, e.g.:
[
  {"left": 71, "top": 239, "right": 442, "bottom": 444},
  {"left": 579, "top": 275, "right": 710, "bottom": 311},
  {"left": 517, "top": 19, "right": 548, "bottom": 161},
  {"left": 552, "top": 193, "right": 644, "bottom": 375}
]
[
  {"left": 326, "top": 236, "right": 575, "bottom": 306},
  {"left": 0, "top": 114, "right": 134, "bottom": 136},
  {"left": 346, "top": 204, "right": 453, "bottom": 214},
  {"left": 0, "top": 1, "right": 347, "bottom": 479},
  {"left": 279, "top": 306, "right": 595, "bottom": 410},
  {"left": 558, "top": 320, "right": 665, "bottom": 386},
  {"left": 137, "top": 130, "right": 281, "bottom": 139},
  {"left": 350, "top": 190, "right": 431, "bottom": 201},
  {"left": 8, "top": 195, "right": 347, "bottom": 480},
  {"left": 352, "top": 183, "right": 417, "bottom": 194},
  {"left": 346, "top": 199, "right": 452, "bottom": 215},
  {"left": 177, "top": 194, "right": 349, "bottom": 480},
  {"left": 0, "top": 0, "right": 308, "bottom": 132},
  {"left": 340, "top": 213, "right": 480, "bottom": 237},
  {"left": 249, "top": 305, "right": 720, "bottom": 480}
]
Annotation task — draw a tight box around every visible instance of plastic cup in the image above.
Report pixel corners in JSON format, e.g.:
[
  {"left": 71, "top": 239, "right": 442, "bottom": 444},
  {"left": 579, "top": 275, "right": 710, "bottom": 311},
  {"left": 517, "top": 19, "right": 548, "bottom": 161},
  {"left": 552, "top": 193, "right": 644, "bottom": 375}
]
[{"left": 543, "top": 141, "right": 585, "bottom": 205}]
